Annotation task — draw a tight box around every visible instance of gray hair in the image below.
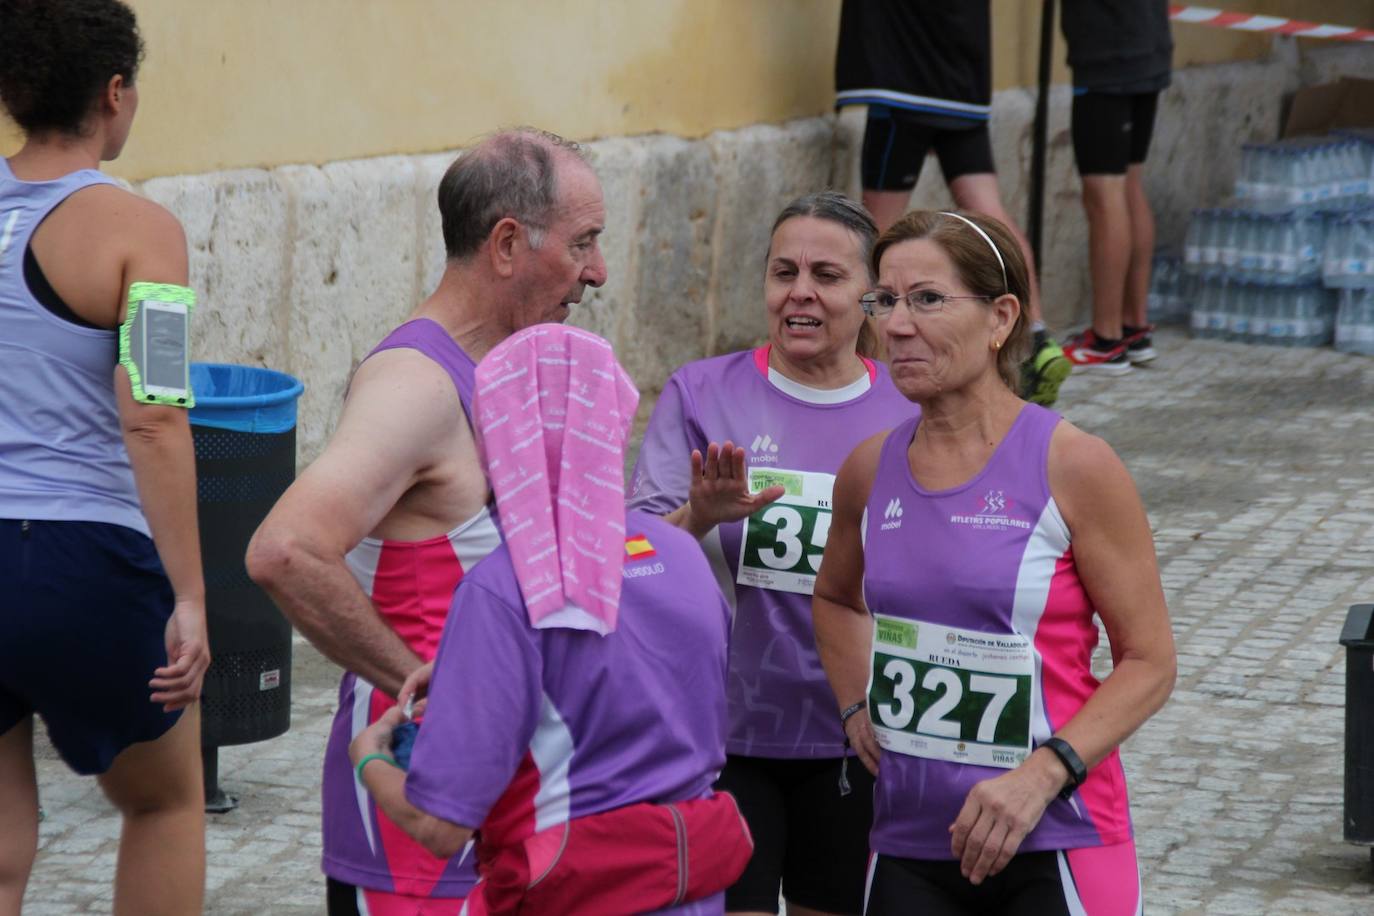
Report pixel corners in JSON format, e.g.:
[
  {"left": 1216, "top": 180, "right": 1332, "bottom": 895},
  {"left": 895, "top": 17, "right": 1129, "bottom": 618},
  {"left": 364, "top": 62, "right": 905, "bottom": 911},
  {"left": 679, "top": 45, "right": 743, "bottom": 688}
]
[
  {"left": 768, "top": 191, "right": 879, "bottom": 282},
  {"left": 437, "top": 127, "right": 588, "bottom": 260}
]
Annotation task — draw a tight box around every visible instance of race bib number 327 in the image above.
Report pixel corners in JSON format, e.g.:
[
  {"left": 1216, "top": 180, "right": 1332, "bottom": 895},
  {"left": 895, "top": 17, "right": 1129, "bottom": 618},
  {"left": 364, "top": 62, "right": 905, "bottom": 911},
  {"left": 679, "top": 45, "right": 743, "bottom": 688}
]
[
  {"left": 736, "top": 468, "right": 835, "bottom": 595},
  {"left": 868, "top": 615, "right": 1035, "bottom": 769}
]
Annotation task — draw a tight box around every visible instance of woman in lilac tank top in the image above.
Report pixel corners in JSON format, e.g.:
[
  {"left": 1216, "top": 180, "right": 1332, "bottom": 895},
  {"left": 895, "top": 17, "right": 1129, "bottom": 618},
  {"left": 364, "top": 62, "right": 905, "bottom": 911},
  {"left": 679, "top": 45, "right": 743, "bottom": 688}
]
[
  {"left": 814, "top": 210, "right": 1176, "bottom": 915},
  {"left": 631, "top": 193, "right": 917, "bottom": 916},
  {"left": 0, "top": 2, "right": 208, "bottom": 911}
]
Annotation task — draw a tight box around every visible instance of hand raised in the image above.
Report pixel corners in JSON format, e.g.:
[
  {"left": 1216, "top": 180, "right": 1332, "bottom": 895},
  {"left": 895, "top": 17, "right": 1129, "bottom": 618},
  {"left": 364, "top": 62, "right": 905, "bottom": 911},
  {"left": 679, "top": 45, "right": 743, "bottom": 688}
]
[{"left": 683, "top": 441, "right": 785, "bottom": 537}]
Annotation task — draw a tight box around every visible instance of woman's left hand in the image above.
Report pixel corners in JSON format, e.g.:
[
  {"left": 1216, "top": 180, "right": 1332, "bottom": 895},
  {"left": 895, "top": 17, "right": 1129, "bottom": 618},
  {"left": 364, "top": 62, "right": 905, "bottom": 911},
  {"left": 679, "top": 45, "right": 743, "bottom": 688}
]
[
  {"left": 349, "top": 706, "right": 407, "bottom": 767},
  {"left": 948, "top": 752, "right": 1064, "bottom": 885}
]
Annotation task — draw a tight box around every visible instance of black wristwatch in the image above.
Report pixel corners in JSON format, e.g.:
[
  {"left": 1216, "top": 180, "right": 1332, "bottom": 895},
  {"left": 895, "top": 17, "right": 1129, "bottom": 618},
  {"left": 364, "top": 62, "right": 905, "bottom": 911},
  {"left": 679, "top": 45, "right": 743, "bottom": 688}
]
[{"left": 1042, "top": 737, "right": 1087, "bottom": 800}]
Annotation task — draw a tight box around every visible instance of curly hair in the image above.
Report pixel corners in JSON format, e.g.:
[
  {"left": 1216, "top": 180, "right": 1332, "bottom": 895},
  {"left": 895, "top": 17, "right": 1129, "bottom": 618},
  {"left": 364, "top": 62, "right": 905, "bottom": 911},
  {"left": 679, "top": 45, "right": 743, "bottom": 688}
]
[{"left": 0, "top": 0, "right": 144, "bottom": 135}]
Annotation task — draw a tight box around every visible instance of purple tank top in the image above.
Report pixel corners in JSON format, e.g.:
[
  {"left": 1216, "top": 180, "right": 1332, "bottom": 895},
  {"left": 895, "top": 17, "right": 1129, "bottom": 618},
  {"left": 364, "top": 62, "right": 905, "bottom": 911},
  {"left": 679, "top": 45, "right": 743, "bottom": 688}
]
[
  {"left": 0, "top": 159, "right": 144, "bottom": 532},
  {"left": 366, "top": 317, "right": 478, "bottom": 420},
  {"left": 322, "top": 319, "right": 499, "bottom": 899},
  {"left": 862, "top": 404, "right": 1133, "bottom": 859}
]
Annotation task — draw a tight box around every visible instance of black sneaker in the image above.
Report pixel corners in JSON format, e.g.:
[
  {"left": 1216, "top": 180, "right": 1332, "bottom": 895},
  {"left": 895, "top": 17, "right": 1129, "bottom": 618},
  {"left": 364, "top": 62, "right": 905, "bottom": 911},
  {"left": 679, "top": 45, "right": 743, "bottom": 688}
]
[{"left": 1123, "top": 324, "right": 1157, "bottom": 364}]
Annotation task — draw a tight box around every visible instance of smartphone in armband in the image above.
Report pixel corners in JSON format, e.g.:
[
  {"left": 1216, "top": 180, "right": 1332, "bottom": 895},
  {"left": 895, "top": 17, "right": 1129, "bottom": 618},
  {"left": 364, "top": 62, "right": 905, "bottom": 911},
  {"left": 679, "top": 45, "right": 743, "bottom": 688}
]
[{"left": 120, "top": 282, "right": 196, "bottom": 407}]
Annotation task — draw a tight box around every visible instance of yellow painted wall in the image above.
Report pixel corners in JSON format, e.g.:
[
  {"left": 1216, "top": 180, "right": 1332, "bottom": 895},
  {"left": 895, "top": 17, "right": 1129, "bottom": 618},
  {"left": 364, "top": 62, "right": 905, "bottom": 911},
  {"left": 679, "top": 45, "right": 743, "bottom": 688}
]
[{"left": 3, "top": 0, "right": 1372, "bottom": 180}]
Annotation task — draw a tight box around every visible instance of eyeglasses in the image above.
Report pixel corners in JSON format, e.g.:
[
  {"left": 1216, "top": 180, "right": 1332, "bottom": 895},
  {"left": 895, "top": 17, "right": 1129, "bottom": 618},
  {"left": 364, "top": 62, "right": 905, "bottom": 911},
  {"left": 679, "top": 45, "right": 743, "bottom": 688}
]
[{"left": 859, "top": 289, "right": 993, "bottom": 317}]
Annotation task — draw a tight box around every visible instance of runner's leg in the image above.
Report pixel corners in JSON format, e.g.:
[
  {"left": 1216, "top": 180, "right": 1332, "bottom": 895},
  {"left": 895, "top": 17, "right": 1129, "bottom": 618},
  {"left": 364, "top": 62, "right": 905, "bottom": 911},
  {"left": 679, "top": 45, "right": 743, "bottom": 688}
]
[
  {"left": 0, "top": 718, "right": 38, "bottom": 916},
  {"left": 97, "top": 707, "right": 205, "bottom": 916}
]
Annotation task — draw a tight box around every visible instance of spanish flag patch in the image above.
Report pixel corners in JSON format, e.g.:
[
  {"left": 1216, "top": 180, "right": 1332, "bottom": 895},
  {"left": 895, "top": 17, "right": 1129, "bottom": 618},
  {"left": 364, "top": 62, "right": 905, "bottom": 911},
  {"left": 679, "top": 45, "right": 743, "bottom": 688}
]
[{"left": 624, "top": 534, "right": 656, "bottom": 560}]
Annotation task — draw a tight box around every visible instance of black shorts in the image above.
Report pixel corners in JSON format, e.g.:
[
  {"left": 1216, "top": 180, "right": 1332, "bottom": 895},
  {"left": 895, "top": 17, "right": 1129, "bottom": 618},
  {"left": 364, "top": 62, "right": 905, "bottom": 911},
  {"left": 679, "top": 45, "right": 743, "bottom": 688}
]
[
  {"left": 0, "top": 519, "right": 180, "bottom": 775},
  {"left": 715, "top": 754, "right": 875, "bottom": 914},
  {"left": 861, "top": 106, "right": 996, "bottom": 191},
  {"left": 864, "top": 842, "right": 1141, "bottom": 915},
  {"left": 1070, "top": 91, "right": 1160, "bottom": 176}
]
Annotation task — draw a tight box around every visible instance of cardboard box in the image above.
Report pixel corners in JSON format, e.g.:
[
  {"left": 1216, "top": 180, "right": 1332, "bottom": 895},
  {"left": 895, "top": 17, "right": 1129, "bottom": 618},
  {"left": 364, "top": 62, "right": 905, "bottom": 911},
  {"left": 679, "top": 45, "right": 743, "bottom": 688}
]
[{"left": 1284, "top": 77, "right": 1374, "bottom": 138}]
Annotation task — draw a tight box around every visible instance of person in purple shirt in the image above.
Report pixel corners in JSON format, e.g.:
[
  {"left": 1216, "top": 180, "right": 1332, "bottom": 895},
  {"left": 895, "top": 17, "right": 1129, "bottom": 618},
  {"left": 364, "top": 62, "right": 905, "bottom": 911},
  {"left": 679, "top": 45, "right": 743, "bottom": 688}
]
[
  {"left": 630, "top": 192, "right": 917, "bottom": 916},
  {"left": 813, "top": 210, "right": 1175, "bottom": 914},
  {"left": 347, "top": 326, "right": 752, "bottom": 915}
]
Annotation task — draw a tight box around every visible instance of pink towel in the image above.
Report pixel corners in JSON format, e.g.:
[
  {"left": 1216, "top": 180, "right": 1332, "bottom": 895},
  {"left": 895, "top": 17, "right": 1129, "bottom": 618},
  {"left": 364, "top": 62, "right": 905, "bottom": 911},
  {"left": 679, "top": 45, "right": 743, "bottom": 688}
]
[{"left": 472, "top": 325, "right": 640, "bottom": 634}]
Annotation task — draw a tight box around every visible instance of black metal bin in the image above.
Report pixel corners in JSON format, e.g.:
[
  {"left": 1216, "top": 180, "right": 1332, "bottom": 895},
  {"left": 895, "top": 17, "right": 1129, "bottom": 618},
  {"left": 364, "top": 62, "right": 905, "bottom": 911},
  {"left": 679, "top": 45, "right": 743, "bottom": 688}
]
[
  {"left": 1341, "top": 603, "right": 1374, "bottom": 869},
  {"left": 189, "top": 363, "right": 304, "bottom": 811}
]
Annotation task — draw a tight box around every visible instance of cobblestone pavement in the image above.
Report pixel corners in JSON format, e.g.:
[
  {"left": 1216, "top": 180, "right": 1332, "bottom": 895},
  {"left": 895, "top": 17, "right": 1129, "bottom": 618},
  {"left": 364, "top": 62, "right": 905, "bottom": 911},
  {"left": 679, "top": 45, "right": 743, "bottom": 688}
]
[{"left": 21, "top": 329, "right": 1374, "bottom": 914}]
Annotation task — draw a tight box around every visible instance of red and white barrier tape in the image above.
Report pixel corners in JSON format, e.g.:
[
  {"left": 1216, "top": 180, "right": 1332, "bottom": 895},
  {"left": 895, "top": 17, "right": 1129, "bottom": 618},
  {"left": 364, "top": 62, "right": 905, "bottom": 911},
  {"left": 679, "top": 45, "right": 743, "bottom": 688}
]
[{"left": 1168, "top": 5, "right": 1374, "bottom": 42}]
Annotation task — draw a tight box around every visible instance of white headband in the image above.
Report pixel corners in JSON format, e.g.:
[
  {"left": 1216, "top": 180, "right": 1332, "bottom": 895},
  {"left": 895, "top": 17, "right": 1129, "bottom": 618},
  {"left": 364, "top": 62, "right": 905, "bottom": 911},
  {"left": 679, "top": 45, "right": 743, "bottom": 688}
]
[{"left": 939, "top": 211, "right": 1007, "bottom": 294}]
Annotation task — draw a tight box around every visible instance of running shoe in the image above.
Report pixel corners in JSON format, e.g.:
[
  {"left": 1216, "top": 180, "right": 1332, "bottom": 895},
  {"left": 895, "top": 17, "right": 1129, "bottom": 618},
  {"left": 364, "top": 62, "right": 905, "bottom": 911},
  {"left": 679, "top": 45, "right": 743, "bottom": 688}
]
[
  {"left": 1062, "top": 328, "right": 1132, "bottom": 376},
  {"left": 1020, "top": 334, "right": 1073, "bottom": 406},
  {"left": 1123, "top": 324, "right": 1157, "bottom": 364}
]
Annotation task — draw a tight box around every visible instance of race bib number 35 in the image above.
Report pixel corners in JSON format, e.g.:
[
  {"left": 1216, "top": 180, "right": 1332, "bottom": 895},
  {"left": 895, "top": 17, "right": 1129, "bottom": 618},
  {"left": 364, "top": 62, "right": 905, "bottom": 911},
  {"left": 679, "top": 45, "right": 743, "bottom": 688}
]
[
  {"left": 736, "top": 468, "right": 835, "bottom": 596},
  {"left": 868, "top": 615, "right": 1035, "bottom": 769}
]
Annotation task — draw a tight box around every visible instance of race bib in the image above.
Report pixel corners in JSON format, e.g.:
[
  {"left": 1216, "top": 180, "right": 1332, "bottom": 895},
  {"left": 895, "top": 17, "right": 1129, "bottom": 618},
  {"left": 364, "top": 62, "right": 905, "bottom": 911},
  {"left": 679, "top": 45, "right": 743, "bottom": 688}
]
[
  {"left": 736, "top": 468, "right": 834, "bottom": 595},
  {"left": 868, "top": 615, "right": 1035, "bottom": 769}
]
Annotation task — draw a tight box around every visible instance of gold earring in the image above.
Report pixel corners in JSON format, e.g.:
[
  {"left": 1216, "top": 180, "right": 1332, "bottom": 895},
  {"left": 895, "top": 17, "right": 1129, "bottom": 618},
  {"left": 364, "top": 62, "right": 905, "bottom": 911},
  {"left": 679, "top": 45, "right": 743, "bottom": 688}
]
[{"left": 994, "top": 340, "right": 1002, "bottom": 350}]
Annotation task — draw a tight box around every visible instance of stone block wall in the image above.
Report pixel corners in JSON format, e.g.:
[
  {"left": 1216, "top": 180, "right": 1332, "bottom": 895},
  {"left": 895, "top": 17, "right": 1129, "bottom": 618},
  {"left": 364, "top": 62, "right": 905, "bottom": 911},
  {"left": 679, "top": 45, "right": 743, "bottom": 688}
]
[{"left": 137, "top": 40, "right": 1372, "bottom": 464}]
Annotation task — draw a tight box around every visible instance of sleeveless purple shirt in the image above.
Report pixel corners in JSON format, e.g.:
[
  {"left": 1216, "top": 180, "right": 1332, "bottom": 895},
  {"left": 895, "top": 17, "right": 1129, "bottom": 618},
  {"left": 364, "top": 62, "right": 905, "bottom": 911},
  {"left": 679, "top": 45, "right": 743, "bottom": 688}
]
[
  {"left": 323, "top": 319, "right": 502, "bottom": 899},
  {"left": 862, "top": 404, "right": 1133, "bottom": 859}
]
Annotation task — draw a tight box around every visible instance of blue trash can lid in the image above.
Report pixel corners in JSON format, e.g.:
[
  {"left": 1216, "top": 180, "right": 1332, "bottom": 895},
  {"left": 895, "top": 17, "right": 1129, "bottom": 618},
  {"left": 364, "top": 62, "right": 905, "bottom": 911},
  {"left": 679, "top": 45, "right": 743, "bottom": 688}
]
[{"left": 189, "top": 363, "right": 304, "bottom": 434}]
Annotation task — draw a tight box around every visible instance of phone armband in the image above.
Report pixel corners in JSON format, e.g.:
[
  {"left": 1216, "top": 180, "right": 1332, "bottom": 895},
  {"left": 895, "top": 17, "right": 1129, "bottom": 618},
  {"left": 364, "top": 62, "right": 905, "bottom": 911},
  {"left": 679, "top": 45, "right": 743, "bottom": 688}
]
[{"left": 119, "top": 282, "right": 196, "bottom": 408}]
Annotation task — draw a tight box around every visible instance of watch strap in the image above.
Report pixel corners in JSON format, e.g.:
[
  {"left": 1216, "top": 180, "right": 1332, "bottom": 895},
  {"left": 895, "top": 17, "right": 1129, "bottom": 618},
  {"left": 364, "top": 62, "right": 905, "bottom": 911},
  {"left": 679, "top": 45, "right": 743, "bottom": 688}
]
[{"left": 1042, "top": 736, "right": 1087, "bottom": 800}]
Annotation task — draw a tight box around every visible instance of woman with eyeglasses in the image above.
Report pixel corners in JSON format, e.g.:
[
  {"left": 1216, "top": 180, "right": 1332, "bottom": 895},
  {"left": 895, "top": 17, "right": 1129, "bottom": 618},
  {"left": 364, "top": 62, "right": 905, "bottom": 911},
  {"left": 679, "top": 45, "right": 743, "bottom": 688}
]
[
  {"left": 813, "top": 210, "right": 1175, "bottom": 915},
  {"left": 629, "top": 191, "right": 915, "bottom": 916}
]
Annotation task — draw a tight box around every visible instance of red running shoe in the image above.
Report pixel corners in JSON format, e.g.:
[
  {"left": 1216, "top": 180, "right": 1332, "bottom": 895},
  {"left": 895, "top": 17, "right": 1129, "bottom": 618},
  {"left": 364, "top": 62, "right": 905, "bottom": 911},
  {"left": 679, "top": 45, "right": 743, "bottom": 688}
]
[{"left": 1062, "top": 328, "right": 1132, "bottom": 376}]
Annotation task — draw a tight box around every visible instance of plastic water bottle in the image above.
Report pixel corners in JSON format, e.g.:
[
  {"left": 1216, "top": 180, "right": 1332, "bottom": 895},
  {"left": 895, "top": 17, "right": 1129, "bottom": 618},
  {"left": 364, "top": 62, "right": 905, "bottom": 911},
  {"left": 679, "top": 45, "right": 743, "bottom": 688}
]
[
  {"left": 1296, "top": 213, "right": 1325, "bottom": 283},
  {"left": 1184, "top": 212, "right": 1205, "bottom": 274},
  {"left": 1226, "top": 281, "right": 1251, "bottom": 341},
  {"left": 1352, "top": 213, "right": 1374, "bottom": 287},
  {"left": 1249, "top": 283, "right": 1274, "bottom": 343},
  {"left": 1335, "top": 288, "right": 1374, "bottom": 355},
  {"left": 1219, "top": 209, "right": 1240, "bottom": 272},
  {"left": 1268, "top": 285, "right": 1295, "bottom": 346},
  {"left": 1238, "top": 215, "right": 1263, "bottom": 282},
  {"left": 1191, "top": 277, "right": 1221, "bottom": 339},
  {"left": 1325, "top": 215, "right": 1347, "bottom": 287},
  {"left": 1200, "top": 209, "right": 1223, "bottom": 276},
  {"left": 1293, "top": 285, "right": 1333, "bottom": 347},
  {"left": 1189, "top": 281, "right": 1209, "bottom": 338}
]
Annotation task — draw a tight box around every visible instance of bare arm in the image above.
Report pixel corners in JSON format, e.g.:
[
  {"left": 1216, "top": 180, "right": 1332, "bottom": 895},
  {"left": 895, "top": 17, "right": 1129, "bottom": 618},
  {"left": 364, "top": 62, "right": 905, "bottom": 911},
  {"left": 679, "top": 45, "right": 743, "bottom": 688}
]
[
  {"left": 246, "top": 352, "right": 469, "bottom": 696},
  {"left": 113, "top": 210, "right": 209, "bottom": 710},
  {"left": 350, "top": 708, "right": 473, "bottom": 859},
  {"left": 1040, "top": 424, "right": 1176, "bottom": 764},
  {"left": 950, "top": 423, "right": 1176, "bottom": 885},
  {"left": 812, "top": 433, "right": 886, "bottom": 775}
]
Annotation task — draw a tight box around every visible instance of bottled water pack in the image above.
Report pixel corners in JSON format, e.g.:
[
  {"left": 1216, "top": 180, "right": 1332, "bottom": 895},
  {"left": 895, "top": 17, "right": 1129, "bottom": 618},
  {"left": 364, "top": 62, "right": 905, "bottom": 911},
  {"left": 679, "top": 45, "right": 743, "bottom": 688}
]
[
  {"left": 1334, "top": 287, "right": 1374, "bottom": 356},
  {"left": 1322, "top": 208, "right": 1374, "bottom": 289},
  {"left": 1184, "top": 206, "right": 1325, "bottom": 286},
  {"left": 1235, "top": 137, "right": 1372, "bottom": 209},
  {"left": 1146, "top": 254, "right": 1189, "bottom": 325},
  {"left": 1189, "top": 276, "right": 1336, "bottom": 348}
]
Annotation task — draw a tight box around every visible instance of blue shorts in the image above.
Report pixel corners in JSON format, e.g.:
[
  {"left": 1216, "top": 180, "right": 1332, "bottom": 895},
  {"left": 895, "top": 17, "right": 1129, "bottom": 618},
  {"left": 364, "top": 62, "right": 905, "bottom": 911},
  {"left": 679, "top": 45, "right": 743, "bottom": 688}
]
[{"left": 0, "top": 518, "right": 181, "bottom": 775}]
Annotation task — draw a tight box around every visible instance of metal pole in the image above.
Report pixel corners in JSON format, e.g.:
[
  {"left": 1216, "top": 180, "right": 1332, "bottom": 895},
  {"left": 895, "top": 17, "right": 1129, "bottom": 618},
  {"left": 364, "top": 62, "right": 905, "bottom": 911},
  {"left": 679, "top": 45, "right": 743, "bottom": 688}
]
[{"left": 1028, "top": 0, "right": 1057, "bottom": 267}]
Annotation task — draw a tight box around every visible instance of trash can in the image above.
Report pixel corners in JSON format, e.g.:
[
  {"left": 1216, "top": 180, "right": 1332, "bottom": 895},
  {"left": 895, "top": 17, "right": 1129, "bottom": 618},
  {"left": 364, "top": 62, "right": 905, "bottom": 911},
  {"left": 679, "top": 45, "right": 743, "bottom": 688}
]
[
  {"left": 1341, "top": 603, "right": 1374, "bottom": 869},
  {"left": 189, "top": 363, "right": 304, "bottom": 812}
]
